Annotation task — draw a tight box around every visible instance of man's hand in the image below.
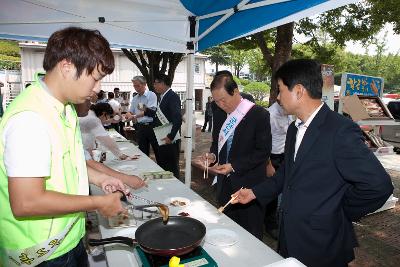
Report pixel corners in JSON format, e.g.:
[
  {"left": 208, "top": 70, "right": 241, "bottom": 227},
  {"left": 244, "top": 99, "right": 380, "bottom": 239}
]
[
  {"left": 95, "top": 192, "right": 126, "bottom": 217},
  {"left": 124, "top": 113, "right": 137, "bottom": 123},
  {"left": 162, "top": 136, "right": 172, "bottom": 145},
  {"left": 266, "top": 161, "right": 276, "bottom": 177},
  {"left": 126, "top": 175, "right": 147, "bottom": 189},
  {"left": 210, "top": 163, "right": 233, "bottom": 175},
  {"left": 231, "top": 188, "right": 256, "bottom": 205},
  {"left": 200, "top": 152, "right": 216, "bottom": 164},
  {"left": 101, "top": 177, "right": 128, "bottom": 194}
]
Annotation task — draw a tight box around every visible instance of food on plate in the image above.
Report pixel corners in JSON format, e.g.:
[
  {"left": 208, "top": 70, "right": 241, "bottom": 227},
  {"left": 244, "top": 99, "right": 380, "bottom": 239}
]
[
  {"left": 360, "top": 98, "right": 387, "bottom": 118},
  {"left": 178, "top": 212, "right": 189, "bottom": 217},
  {"left": 170, "top": 200, "right": 187, "bottom": 207}
]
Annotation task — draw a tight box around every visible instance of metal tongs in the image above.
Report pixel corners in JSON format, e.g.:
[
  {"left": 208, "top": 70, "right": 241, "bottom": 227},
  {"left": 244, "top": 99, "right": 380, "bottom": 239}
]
[{"left": 116, "top": 190, "right": 166, "bottom": 212}]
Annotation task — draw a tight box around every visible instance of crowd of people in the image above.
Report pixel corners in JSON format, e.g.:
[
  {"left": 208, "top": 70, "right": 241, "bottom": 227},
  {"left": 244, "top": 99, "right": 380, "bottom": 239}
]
[{"left": 0, "top": 26, "right": 394, "bottom": 267}]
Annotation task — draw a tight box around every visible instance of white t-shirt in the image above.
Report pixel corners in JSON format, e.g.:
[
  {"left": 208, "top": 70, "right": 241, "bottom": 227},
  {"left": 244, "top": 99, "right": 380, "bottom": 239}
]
[
  {"left": 3, "top": 111, "right": 51, "bottom": 177},
  {"left": 108, "top": 99, "right": 121, "bottom": 114},
  {"left": 79, "top": 110, "right": 109, "bottom": 153}
]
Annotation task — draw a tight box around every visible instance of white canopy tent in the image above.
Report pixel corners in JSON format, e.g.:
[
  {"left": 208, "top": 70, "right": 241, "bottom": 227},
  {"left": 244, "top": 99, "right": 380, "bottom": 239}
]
[{"left": 0, "top": 0, "right": 357, "bottom": 185}]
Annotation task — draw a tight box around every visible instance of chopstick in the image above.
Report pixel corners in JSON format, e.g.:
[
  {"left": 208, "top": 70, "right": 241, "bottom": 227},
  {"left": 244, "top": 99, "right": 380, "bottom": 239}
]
[
  {"left": 218, "top": 187, "right": 243, "bottom": 213},
  {"left": 203, "top": 153, "right": 209, "bottom": 179}
]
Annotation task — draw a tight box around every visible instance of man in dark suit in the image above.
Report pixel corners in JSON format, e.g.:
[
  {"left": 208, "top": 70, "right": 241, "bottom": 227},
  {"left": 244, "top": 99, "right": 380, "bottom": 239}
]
[
  {"left": 152, "top": 74, "right": 182, "bottom": 179},
  {"left": 232, "top": 59, "right": 394, "bottom": 267},
  {"left": 210, "top": 70, "right": 256, "bottom": 155},
  {"left": 203, "top": 74, "right": 271, "bottom": 240}
]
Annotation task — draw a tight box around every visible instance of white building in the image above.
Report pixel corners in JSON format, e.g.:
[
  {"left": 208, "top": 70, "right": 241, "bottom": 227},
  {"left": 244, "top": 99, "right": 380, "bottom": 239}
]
[{"left": 18, "top": 43, "right": 210, "bottom": 111}]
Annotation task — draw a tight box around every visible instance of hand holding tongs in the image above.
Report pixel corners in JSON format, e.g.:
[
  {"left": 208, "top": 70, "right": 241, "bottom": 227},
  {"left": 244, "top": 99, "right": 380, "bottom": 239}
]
[{"left": 116, "top": 190, "right": 166, "bottom": 211}]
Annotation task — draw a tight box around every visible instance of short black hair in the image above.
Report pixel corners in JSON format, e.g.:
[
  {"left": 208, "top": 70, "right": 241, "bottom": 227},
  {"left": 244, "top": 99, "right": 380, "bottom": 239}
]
[
  {"left": 210, "top": 75, "right": 237, "bottom": 96},
  {"left": 91, "top": 102, "right": 113, "bottom": 117},
  {"left": 43, "top": 27, "right": 114, "bottom": 78},
  {"left": 274, "top": 59, "right": 322, "bottom": 99},
  {"left": 108, "top": 92, "right": 115, "bottom": 99},
  {"left": 154, "top": 73, "right": 172, "bottom": 87},
  {"left": 97, "top": 90, "right": 105, "bottom": 99},
  {"left": 215, "top": 70, "right": 233, "bottom": 78}
]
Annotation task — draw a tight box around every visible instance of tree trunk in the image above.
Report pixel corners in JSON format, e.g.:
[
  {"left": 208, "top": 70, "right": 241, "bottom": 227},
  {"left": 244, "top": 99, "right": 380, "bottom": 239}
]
[
  {"left": 255, "top": 22, "right": 294, "bottom": 105},
  {"left": 215, "top": 62, "right": 219, "bottom": 73},
  {"left": 121, "top": 48, "right": 183, "bottom": 92}
]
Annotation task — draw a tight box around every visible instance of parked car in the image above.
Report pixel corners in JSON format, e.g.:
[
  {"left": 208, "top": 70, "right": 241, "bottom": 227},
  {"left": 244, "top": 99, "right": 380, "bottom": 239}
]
[{"left": 381, "top": 100, "right": 400, "bottom": 153}]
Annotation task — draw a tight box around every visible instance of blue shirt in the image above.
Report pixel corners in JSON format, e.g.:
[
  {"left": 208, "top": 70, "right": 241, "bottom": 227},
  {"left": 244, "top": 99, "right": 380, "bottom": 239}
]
[{"left": 129, "top": 89, "right": 157, "bottom": 124}]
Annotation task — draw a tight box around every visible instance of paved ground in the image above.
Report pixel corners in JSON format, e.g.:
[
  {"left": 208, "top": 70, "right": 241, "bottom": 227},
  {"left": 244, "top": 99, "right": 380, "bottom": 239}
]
[{"left": 182, "top": 126, "right": 400, "bottom": 267}]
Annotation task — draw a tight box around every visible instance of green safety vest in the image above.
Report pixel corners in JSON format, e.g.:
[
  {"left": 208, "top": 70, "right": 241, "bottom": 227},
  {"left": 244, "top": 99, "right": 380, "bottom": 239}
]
[{"left": 0, "top": 73, "right": 89, "bottom": 266}]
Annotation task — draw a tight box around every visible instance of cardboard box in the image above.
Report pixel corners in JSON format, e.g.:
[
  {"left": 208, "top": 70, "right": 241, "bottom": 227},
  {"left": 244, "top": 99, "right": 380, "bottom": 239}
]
[{"left": 343, "top": 95, "right": 393, "bottom": 121}]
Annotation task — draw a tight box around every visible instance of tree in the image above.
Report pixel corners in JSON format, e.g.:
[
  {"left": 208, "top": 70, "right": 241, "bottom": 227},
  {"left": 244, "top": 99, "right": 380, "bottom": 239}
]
[
  {"left": 203, "top": 45, "right": 229, "bottom": 73},
  {"left": 0, "top": 40, "right": 20, "bottom": 70},
  {"left": 247, "top": 48, "right": 270, "bottom": 81},
  {"left": 243, "top": 81, "right": 270, "bottom": 102},
  {"left": 225, "top": 45, "right": 251, "bottom": 78},
  {"left": 121, "top": 49, "right": 184, "bottom": 91},
  {"left": 228, "top": 0, "right": 400, "bottom": 104}
]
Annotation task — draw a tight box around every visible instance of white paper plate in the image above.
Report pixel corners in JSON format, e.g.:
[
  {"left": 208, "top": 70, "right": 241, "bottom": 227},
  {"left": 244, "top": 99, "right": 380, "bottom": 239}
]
[
  {"left": 206, "top": 229, "right": 238, "bottom": 247},
  {"left": 164, "top": 197, "right": 191, "bottom": 208},
  {"left": 116, "top": 164, "right": 137, "bottom": 172}
]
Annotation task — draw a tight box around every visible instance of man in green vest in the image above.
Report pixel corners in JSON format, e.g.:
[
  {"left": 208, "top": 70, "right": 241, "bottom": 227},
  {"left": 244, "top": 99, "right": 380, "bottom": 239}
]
[{"left": 0, "top": 27, "right": 128, "bottom": 267}]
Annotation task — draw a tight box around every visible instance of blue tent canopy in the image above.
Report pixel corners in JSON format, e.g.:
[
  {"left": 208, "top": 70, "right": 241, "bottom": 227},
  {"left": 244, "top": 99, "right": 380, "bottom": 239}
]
[
  {"left": 0, "top": 0, "right": 357, "bottom": 185},
  {"left": 0, "top": 0, "right": 356, "bottom": 52}
]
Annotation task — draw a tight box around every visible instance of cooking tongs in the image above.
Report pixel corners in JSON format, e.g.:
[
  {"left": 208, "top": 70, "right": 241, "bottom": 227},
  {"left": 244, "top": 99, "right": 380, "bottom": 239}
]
[{"left": 116, "top": 190, "right": 166, "bottom": 212}]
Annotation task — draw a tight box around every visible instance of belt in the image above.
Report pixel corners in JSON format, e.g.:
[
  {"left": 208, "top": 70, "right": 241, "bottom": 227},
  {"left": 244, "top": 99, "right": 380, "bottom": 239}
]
[{"left": 137, "top": 122, "right": 151, "bottom": 126}]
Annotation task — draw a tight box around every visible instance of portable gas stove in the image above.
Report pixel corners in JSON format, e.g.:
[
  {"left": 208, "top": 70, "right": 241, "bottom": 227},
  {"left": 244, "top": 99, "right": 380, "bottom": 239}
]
[{"left": 134, "top": 247, "right": 218, "bottom": 267}]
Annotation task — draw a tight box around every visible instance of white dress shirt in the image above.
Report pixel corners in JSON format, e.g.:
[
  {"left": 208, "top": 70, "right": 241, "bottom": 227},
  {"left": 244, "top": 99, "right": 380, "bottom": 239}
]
[
  {"left": 294, "top": 103, "right": 324, "bottom": 160},
  {"left": 268, "top": 102, "right": 294, "bottom": 154}
]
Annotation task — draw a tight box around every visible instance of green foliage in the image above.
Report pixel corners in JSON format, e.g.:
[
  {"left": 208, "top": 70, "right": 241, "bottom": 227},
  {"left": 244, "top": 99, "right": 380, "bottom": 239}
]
[
  {"left": 0, "top": 40, "right": 20, "bottom": 57},
  {"left": 243, "top": 81, "right": 270, "bottom": 101},
  {"left": 0, "top": 40, "right": 20, "bottom": 70},
  {"left": 255, "top": 100, "right": 269, "bottom": 108},
  {"left": 238, "top": 78, "right": 250, "bottom": 86},
  {"left": 203, "top": 45, "right": 229, "bottom": 72},
  {"left": 225, "top": 45, "right": 250, "bottom": 77},
  {"left": 247, "top": 48, "right": 270, "bottom": 81},
  {"left": 0, "top": 54, "right": 20, "bottom": 70},
  {"left": 232, "top": 76, "right": 241, "bottom": 85}
]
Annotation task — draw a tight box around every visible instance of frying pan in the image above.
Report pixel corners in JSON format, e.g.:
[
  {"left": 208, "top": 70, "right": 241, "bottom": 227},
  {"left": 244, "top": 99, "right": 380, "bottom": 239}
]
[{"left": 89, "top": 216, "right": 206, "bottom": 256}]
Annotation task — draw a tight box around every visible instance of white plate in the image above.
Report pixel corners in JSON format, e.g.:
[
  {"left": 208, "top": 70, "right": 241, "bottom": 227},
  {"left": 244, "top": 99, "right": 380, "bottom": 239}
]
[
  {"left": 206, "top": 229, "right": 238, "bottom": 247},
  {"left": 116, "top": 164, "right": 137, "bottom": 172},
  {"left": 164, "top": 197, "right": 191, "bottom": 208}
]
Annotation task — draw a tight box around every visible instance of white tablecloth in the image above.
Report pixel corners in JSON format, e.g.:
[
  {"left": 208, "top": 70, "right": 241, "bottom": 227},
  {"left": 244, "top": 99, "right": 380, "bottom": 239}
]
[{"left": 91, "top": 132, "right": 284, "bottom": 267}]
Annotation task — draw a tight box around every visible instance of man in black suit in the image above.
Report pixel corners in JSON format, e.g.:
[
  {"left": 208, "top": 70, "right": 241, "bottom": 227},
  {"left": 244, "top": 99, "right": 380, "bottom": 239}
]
[
  {"left": 232, "top": 59, "right": 394, "bottom": 267},
  {"left": 203, "top": 74, "right": 271, "bottom": 240},
  {"left": 152, "top": 74, "right": 182, "bottom": 179},
  {"left": 210, "top": 70, "right": 256, "bottom": 155}
]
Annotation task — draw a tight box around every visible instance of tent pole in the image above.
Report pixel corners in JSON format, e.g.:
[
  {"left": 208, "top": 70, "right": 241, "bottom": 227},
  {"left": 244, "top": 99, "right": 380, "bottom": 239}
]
[
  {"left": 184, "top": 17, "right": 196, "bottom": 186},
  {"left": 184, "top": 52, "right": 194, "bottom": 186}
]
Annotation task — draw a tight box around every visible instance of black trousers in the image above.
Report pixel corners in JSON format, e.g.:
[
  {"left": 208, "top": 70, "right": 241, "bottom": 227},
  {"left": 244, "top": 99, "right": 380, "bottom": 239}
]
[
  {"left": 202, "top": 115, "right": 212, "bottom": 132},
  {"left": 136, "top": 123, "right": 159, "bottom": 158},
  {"left": 157, "top": 140, "right": 180, "bottom": 179},
  {"left": 265, "top": 153, "right": 285, "bottom": 232}
]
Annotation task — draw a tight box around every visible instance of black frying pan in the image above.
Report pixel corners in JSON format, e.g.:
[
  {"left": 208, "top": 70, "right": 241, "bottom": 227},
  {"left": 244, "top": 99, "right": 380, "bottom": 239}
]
[{"left": 89, "top": 216, "right": 206, "bottom": 256}]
